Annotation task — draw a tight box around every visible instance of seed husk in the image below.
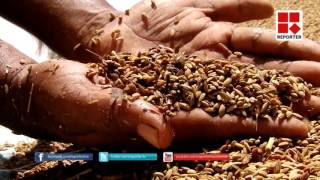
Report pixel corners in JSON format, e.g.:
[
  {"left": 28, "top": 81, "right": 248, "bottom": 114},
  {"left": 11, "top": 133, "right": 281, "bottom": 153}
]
[
  {"left": 73, "top": 43, "right": 81, "bottom": 51},
  {"left": 219, "top": 104, "right": 226, "bottom": 117},
  {"left": 109, "top": 12, "right": 116, "bottom": 22},
  {"left": 141, "top": 12, "right": 149, "bottom": 27},
  {"left": 223, "top": 78, "right": 232, "bottom": 86},
  {"left": 118, "top": 16, "right": 123, "bottom": 25},
  {"left": 151, "top": 0, "right": 157, "bottom": 9},
  {"left": 27, "top": 83, "right": 34, "bottom": 113},
  {"left": 125, "top": 9, "right": 130, "bottom": 16},
  {"left": 88, "top": 46, "right": 311, "bottom": 123},
  {"left": 265, "top": 137, "right": 275, "bottom": 152}
]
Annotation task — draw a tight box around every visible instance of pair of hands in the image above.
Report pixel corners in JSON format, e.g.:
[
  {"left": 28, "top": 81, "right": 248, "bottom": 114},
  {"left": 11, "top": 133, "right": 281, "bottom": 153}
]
[{"left": 8, "top": 0, "right": 320, "bottom": 149}]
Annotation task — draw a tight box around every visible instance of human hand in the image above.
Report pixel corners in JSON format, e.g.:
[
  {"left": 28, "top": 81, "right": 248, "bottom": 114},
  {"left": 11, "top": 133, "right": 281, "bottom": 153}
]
[
  {"left": 5, "top": 59, "right": 176, "bottom": 149},
  {"left": 3, "top": 0, "right": 320, "bottom": 149},
  {"left": 81, "top": 0, "right": 320, "bottom": 86},
  {"left": 15, "top": 59, "right": 314, "bottom": 148},
  {"left": 1, "top": 40, "right": 316, "bottom": 149},
  {"left": 63, "top": 0, "right": 320, "bottom": 146}
]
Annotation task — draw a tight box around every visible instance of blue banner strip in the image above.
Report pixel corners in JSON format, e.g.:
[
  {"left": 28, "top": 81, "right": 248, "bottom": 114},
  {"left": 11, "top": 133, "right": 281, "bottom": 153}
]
[
  {"left": 108, "top": 153, "right": 157, "bottom": 161},
  {"left": 35, "top": 152, "right": 93, "bottom": 162}
]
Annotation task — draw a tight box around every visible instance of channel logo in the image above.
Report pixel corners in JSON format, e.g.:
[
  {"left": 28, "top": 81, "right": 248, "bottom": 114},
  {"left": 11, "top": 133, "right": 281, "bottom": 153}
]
[
  {"left": 276, "top": 10, "right": 303, "bottom": 40},
  {"left": 34, "top": 152, "right": 93, "bottom": 162},
  {"left": 99, "top": 152, "right": 109, "bottom": 162},
  {"left": 163, "top": 152, "right": 173, "bottom": 162},
  {"left": 35, "top": 152, "right": 45, "bottom": 163}
]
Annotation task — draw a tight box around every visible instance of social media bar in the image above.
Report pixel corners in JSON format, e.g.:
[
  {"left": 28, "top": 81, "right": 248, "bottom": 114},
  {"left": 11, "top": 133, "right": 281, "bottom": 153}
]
[
  {"left": 173, "top": 153, "right": 230, "bottom": 161},
  {"left": 163, "top": 152, "right": 230, "bottom": 162},
  {"left": 99, "top": 152, "right": 157, "bottom": 162},
  {"left": 35, "top": 152, "right": 230, "bottom": 163},
  {"left": 35, "top": 152, "right": 93, "bottom": 163}
]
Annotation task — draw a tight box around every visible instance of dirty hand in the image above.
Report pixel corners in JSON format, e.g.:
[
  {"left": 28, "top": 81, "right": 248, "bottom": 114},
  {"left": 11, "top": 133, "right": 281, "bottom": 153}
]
[
  {"left": 1, "top": 41, "right": 173, "bottom": 149},
  {"left": 1, "top": 38, "right": 315, "bottom": 149},
  {"left": 2, "top": 0, "right": 320, "bottom": 149},
  {"left": 86, "top": 0, "right": 320, "bottom": 86},
  {"left": 75, "top": 0, "right": 320, "bottom": 144}
]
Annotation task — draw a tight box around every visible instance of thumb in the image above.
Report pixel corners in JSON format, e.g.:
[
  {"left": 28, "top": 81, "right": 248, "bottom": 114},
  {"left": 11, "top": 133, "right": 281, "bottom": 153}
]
[{"left": 114, "top": 99, "right": 174, "bottom": 149}]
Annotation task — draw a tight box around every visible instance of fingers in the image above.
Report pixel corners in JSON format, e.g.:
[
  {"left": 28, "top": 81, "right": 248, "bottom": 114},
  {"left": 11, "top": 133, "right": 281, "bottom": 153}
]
[
  {"left": 293, "top": 95, "right": 320, "bottom": 117},
  {"left": 231, "top": 27, "right": 320, "bottom": 61},
  {"left": 180, "top": 22, "right": 234, "bottom": 56},
  {"left": 258, "top": 60, "right": 320, "bottom": 86},
  {"left": 234, "top": 55, "right": 320, "bottom": 86},
  {"left": 169, "top": 109, "right": 308, "bottom": 142},
  {"left": 191, "top": 0, "right": 273, "bottom": 22}
]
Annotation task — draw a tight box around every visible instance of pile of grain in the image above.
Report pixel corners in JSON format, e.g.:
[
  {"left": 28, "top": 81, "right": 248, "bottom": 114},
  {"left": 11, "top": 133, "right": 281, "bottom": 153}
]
[
  {"left": 153, "top": 120, "right": 320, "bottom": 179},
  {"left": 87, "top": 46, "right": 310, "bottom": 122}
]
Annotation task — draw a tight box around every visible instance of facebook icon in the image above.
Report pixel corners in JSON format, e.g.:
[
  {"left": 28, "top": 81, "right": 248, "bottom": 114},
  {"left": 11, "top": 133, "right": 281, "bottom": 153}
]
[
  {"left": 99, "top": 152, "right": 109, "bottom": 162},
  {"left": 35, "top": 152, "right": 45, "bottom": 163}
]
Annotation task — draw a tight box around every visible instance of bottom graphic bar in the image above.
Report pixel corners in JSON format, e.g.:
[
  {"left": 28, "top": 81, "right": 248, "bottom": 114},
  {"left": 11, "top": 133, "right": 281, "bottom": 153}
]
[
  {"left": 99, "top": 153, "right": 158, "bottom": 162},
  {"left": 35, "top": 152, "right": 93, "bottom": 162},
  {"left": 173, "top": 153, "right": 230, "bottom": 161}
]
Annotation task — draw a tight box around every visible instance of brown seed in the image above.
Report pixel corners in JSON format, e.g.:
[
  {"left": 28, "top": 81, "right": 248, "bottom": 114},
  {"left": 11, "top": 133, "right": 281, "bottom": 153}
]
[
  {"left": 125, "top": 9, "right": 130, "bottom": 16},
  {"left": 220, "top": 92, "right": 232, "bottom": 101},
  {"left": 219, "top": 104, "right": 226, "bottom": 117},
  {"left": 261, "top": 101, "right": 269, "bottom": 113},
  {"left": 278, "top": 141, "right": 290, "bottom": 148},
  {"left": 109, "top": 12, "right": 116, "bottom": 22},
  {"left": 185, "top": 68, "right": 192, "bottom": 76},
  {"left": 234, "top": 51, "right": 242, "bottom": 56},
  {"left": 292, "top": 112, "right": 303, "bottom": 119},
  {"left": 298, "top": 91, "right": 305, "bottom": 97},
  {"left": 165, "top": 169, "right": 173, "bottom": 179},
  {"left": 147, "top": 95, "right": 155, "bottom": 102},
  {"left": 73, "top": 43, "right": 81, "bottom": 51},
  {"left": 201, "top": 100, "right": 210, "bottom": 107},
  {"left": 252, "top": 83, "right": 262, "bottom": 91},
  {"left": 265, "top": 137, "right": 275, "bottom": 152},
  {"left": 174, "top": 102, "right": 181, "bottom": 111},
  {"left": 153, "top": 172, "right": 164, "bottom": 177},
  {"left": 131, "top": 93, "right": 141, "bottom": 101},
  {"left": 242, "top": 110, "right": 247, "bottom": 117},
  {"left": 151, "top": 0, "right": 157, "bottom": 9},
  {"left": 231, "top": 141, "right": 244, "bottom": 149},
  {"left": 180, "top": 84, "right": 192, "bottom": 91},
  {"left": 198, "top": 93, "right": 206, "bottom": 102},
  {"left": 141, "top": 12, "right": 149, "bottom": 26},
  {"left": 226, "top": 105, "right": 237, "bottom": 113},
  {"left": 91, "top": 37, "right": 98, "bottom": 45},
  {"left": 179, "top": 102, "right": 191, "bottom": 111},
  {"left": 234, "top": 88, "right": 244, "bottom": 96},
  {"left": 95, "top": 28, "right": 104, "bottom": 35},
  {"left": 285, "top": 111, "right": 293, "bottom": 119},
  {"left": 118, "top": 16, "right": 123, "bottom": 25},
  {"left": 223, "top": 77, "right": 232, "bottom": 86},
  {"left": 111, "top": 29, "right": 121, "bottom": 39},
  {"left": 204, "top": 107, "right": 214, "bottom": 113},
  {"left": 19, "top": 59, "right": 27, "bottom": 65},
  {"left": 276, "top": 112, "right": 285, "bottom": 121}
]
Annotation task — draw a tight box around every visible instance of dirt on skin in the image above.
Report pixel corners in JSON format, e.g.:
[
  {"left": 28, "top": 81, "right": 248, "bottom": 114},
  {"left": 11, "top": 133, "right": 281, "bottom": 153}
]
[
  {"left": 2, "top": 1, "right": 320, "bottom": 180},
  {"left": 243, "top": 0, "right": 320, "bottom": 40}
]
